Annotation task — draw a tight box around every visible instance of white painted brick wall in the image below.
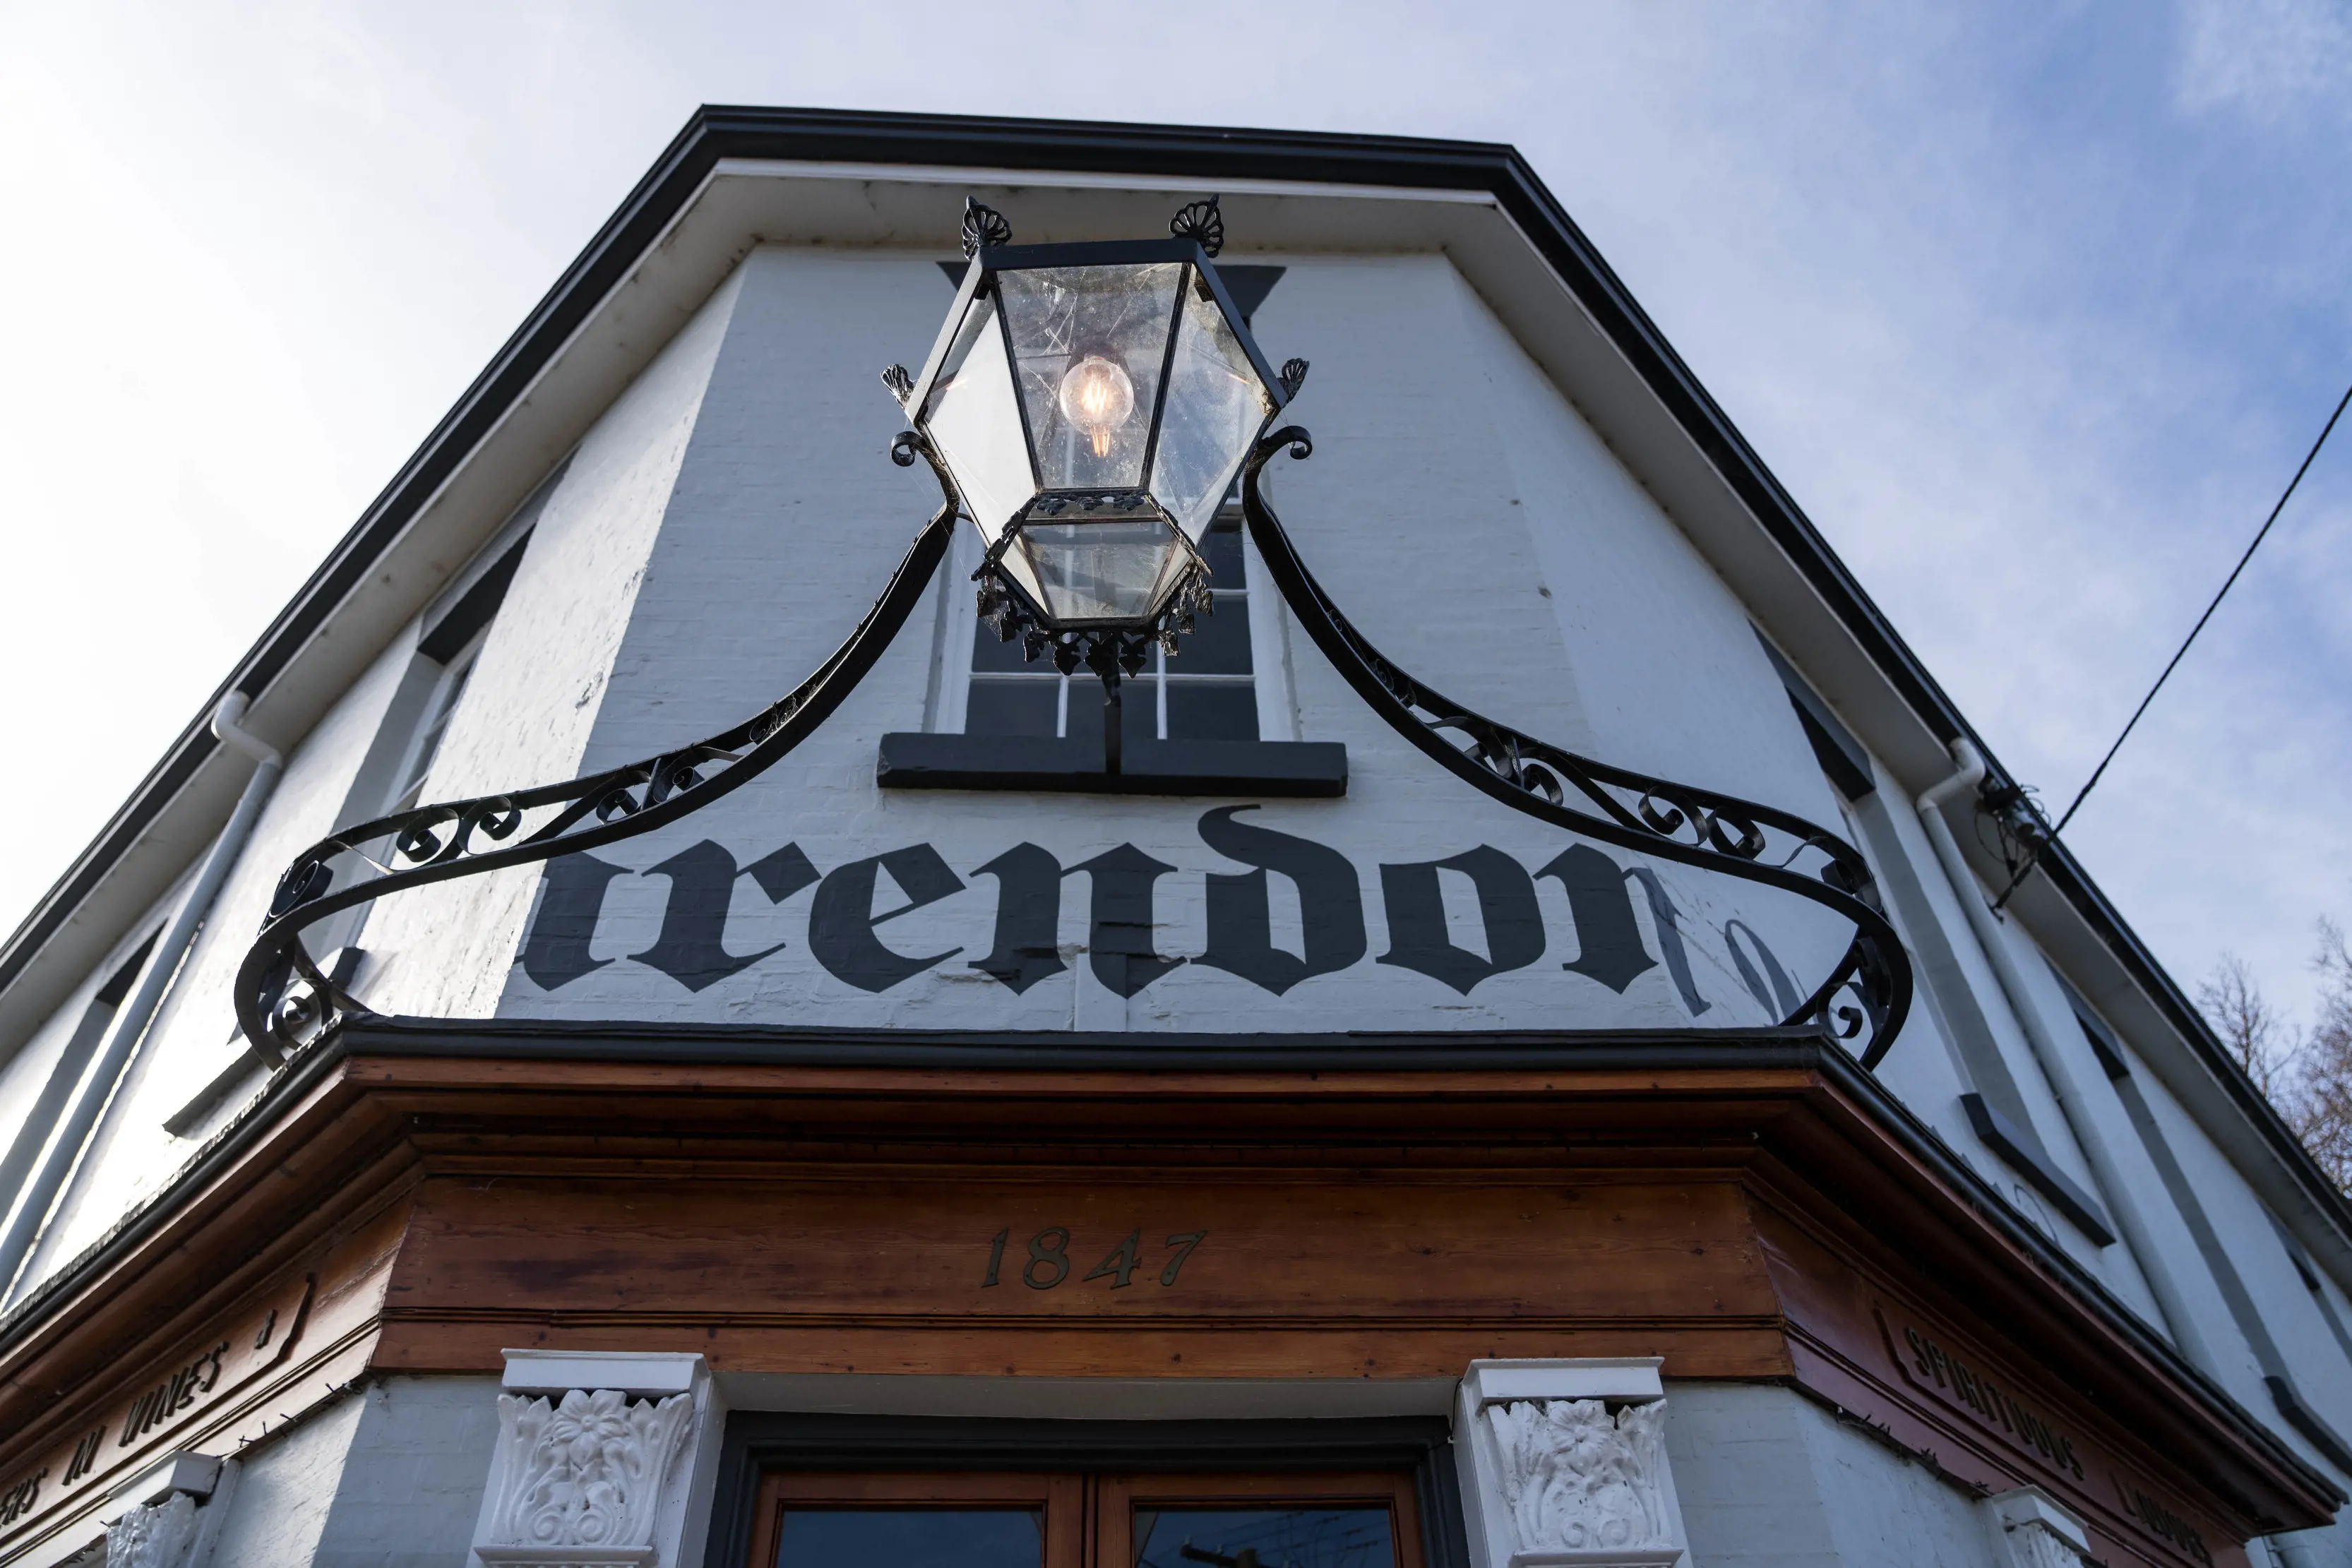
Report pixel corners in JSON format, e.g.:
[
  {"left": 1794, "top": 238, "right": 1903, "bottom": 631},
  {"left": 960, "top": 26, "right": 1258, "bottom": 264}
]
[
  {"left": 1665, "top": 1381, "right": 1996, "bottom": 1568},
  {"left": 196, "top": 1387, "right": 368, "bottom": 1567},
  {"left": 308, "top": 1377, "right": 503, "bottom": 1568},
  {"left": 8, "top": 265, "right": 751, "bottom": 1300},
  {"left": 188, "top": 1377, "right": 499, "bottom": 1568}
]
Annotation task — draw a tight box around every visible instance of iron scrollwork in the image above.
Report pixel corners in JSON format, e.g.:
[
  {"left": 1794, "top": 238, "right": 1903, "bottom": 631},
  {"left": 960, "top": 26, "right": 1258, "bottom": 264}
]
[
  {"left": 232, "top": 448, "right": 962, "bottom": 1057},
  {"left": 1238, "top": 426, "right": 1912, "bottom": 1064},
  {"left": 234, "top": 400, "right": 1909, "bottom": 1067}
]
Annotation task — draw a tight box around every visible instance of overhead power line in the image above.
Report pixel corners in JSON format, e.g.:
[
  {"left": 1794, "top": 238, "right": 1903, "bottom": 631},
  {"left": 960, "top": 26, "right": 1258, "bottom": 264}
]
[{"left": 2050, "top": 377, "right": 2352, "bottom": 840}]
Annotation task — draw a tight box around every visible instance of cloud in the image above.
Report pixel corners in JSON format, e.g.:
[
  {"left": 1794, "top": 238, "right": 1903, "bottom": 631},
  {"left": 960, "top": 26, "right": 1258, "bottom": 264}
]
[{"left": 2178, "top": 0, "right": 2352, "bottom": 121}]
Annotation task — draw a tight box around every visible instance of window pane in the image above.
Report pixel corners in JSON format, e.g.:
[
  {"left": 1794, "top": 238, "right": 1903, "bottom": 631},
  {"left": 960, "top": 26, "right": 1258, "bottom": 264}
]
[
  {"left": 1201, "top": 525, "right": 1246, "bottom": 590},
  {"left": 966, "top": 678, "right": 1061, "bottom": 737},
  {"left": 1149, "top": 281, "right": 1275, "bottom": 540},
  {"left": 997, "top": 263, "right": 1183, "bottom": 493},
  {"left": 923, "top": 295, "right": 1037, "bottom": 541},
  {"left": 1011, "top": 513, "right": 1190, "bottom": 626},
  {"left": 776, "top": 1509, "right": 1043, "bottom": 1568},
  {"left": 1065, "top": 677, "right": 1159, "bottom": 749},
  {"left": 1134, "top": 1508, "right": 1392, "bottom": 1568},
  {"left": 1166, "top": 603, "right": 1251, "bottom": 675},
  {"left": 972, "top": 618, "right": 1043, "bottom": 674},
  {"left": 1166, "top": 682, "right": 1258, "bottom": 742},
  {"left": 391, "top": 651, "right": 479, "bottom": 811}
]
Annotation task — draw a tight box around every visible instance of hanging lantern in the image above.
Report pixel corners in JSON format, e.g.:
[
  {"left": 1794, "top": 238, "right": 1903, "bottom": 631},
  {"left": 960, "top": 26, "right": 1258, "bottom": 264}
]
[{"left": 885, "top": 196, "right": 1306, "bottom": 671}]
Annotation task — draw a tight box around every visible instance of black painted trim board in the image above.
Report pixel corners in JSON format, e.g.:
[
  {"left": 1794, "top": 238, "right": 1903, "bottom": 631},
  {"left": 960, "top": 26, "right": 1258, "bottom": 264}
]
[{"left": 876, "top": 734, "right": 1347, "bottom": 796}]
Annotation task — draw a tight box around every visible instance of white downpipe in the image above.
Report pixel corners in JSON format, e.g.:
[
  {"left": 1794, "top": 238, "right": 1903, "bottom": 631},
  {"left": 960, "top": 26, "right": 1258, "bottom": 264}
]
[
  {"left": 212, "top": 691, "right": 284, "bottom": 770},
  {"left": 1915, "top": 738, "right": 2216, "bottom": 1374},
  {"left": 0, "top": 696, "right": 284, "bottom": 1303}
]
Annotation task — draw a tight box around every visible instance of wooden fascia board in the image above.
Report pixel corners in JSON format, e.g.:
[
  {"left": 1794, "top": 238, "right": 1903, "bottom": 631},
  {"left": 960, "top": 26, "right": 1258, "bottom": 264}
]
[
  {"left": 1767, "top": 1070, "right": 2341, "bottom": 1532},
  {"left": 0, "top": 1059, "right": 413, "bottom": 1446},
  {"left": 0, "top": 1017, "right": 2333, "bottom": 1532}
]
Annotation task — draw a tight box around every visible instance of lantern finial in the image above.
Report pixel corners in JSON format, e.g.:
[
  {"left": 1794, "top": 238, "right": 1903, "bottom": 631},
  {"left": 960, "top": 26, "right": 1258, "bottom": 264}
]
[
  {"left": 960, "top": 197, "right": 1013, "bottom": 258},
  {"left": 1170, "top": 195, "right": 1224, "bottom": 257}
]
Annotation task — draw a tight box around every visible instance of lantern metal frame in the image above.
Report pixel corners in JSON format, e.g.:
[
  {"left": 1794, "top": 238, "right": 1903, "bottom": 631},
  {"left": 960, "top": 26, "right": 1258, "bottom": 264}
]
[
  {"left": 882, "top": 200, "right": 1306, "bottom": 774},
  {"left": 230, "top": 198, "right": 1912, "bottom": 1074}
]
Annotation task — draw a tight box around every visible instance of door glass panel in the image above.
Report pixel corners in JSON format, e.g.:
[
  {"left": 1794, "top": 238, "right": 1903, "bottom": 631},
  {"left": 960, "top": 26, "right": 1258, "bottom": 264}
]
[
  {"left": 773, "top": 1509, "right": 1044, "bottom": 1568},
  {"left": 1133, "top": 1509, "right": 1395, "bottom": 1568}
]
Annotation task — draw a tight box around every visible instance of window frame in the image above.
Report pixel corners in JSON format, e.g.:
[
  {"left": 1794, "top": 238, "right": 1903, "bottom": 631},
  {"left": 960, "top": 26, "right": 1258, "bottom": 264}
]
[
  {"left": 744, "top": 1466, "right": 1416, "bottom": 1568},
  {"left": 746, "top": 1469, "right": 1084, "bottom": 1568},
  {"left": 707, "top": 1415, "right": 1466, "bottom": 1568},
  {"left": 1105, "top": 1470, "right": 1422, "bottom": 1568},
  {"left": 382, "top": 622, "right": 489, "bottom": 818},
  {"left": 932, "top": 505, "right": 1299, "bottom": 746}
]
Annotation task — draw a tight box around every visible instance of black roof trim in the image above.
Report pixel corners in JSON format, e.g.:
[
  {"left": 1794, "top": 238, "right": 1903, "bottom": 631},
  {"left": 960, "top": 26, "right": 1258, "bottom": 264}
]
[{"left": 1, "top": 103, "right": 2341, "bottom": 1240}]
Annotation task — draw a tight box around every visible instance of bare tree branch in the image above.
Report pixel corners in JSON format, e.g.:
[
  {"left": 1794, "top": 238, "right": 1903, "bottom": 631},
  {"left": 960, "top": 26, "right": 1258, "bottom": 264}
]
[
  {"left": 2294, "top": 920, "right": 2352, "bottom": 1192},
  {"left": 2199, "top": 952, "right": 2295, "bottom": 1100},
  {"left": 2199, "top": 925, "right": 2352, "bottom": 1195}
]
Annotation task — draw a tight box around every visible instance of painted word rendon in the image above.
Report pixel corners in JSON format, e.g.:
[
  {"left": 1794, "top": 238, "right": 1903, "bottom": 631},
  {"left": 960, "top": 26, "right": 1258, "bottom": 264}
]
[
  {"left": 520, "top": 806, "right": 1801, "bottom": 1017},
  {"left": 227, "top": 193, "right": 1904, "bottom": 1058}
]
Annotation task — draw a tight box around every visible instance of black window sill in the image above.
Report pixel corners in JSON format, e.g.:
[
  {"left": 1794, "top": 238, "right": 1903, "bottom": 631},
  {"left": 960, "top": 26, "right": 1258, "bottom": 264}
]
[{"left": 877, "top": 733, "right": 1347, "bottom": 796}]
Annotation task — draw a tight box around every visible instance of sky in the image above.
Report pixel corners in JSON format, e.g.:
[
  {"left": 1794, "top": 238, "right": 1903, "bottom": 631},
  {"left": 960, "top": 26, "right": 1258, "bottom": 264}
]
[{"left": 1, "top": 0, "right": 2348, "bottom": 1029}]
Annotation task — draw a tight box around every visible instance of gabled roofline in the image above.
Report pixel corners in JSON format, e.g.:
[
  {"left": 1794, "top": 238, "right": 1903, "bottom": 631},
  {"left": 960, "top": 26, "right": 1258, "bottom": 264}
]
[{"left": 4, "top": 105, "right": 2343, "bottom": 1254}]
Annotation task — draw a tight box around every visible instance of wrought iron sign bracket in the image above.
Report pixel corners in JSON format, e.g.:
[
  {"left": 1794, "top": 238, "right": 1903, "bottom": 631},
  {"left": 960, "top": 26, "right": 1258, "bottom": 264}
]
[
  {"left": 234, "top": 213, "right": 1911, "bottom": 1068},
  {"left": 1235, "top": 428, "right": 1909, "bottom": 1063}
]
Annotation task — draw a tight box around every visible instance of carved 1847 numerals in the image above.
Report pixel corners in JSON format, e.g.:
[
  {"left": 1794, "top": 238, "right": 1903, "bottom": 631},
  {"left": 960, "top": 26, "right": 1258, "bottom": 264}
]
[{"left": 982, "top": 1228, "right": 1207, "bottom": 1290}]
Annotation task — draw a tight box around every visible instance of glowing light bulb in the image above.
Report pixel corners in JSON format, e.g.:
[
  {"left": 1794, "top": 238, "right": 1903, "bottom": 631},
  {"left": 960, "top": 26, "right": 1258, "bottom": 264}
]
[{"left": 1057, "top": 355, "right": 1135, "bottom": 457}]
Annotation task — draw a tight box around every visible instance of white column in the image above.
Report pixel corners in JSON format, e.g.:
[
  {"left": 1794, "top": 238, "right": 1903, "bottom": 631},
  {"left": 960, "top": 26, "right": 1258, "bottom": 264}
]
[
  {"left": 1454, "top": 1358, "right": 1689, "bottom": 1568},
  {"left": 1983, "top": 1487, "right": 2090, "bottom": 1568},
  {"left": 470, "top": 1351, "right": 726, "bottom": 1568}
]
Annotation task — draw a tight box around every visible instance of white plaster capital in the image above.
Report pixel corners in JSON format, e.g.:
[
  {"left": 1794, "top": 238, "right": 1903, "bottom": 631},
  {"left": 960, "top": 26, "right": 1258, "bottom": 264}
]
[
  {"left": 1986, "top": 1487, "right": 2090, "bottom": 1568},
  {"left": 105, "top": 1491, "right": 201, "bottom": 1568},
  {"left": 1455, "top": 1359, "right": 1685, "bottom": 1568},
  {"left": 100, "top": 1448, "right": 229, "bottom": 1568},
  {"left": 472, "top": 1351, "right": 724, "bottom": 1568}
]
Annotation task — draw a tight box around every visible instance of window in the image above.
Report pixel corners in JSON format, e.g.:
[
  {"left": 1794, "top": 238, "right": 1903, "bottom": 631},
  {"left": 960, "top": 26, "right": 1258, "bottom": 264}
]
[
  {"left": 256, "top": 509, "right": 533, "bottom": 997},
  {"left": 752, "top": 1473, "right": 1077, "bottom": 1568},
  {"left": 384, "top": 627, "right": 484, "bottom": 816},
  {"left": 0, "top": 933, "right": 155, "bottom": 1233},
  {"left": 964, "top": 509, "right": 1260, "bottom": 747},
  {"left": 1118, "top": 1475, "right": 1407, "bottom": 1568},
  {"left": 746, "top": 1470, "right": 1418, "bottom": 1568},
  {"left": 342, "top": 508, "right": 539, "bottom": 842}
]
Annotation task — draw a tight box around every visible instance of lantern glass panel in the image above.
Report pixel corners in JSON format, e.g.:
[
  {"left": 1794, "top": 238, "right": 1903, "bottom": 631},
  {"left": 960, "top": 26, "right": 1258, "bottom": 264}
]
[
  {"left": 921, "top": 293, "right": 1034, "bottom": 541},
  {"left": 991, "top": 536, "right": 1052, "bottom": 624},
  {"left": 996, "top": 263, "right": 1183, "bottom": 492},
  {"left": 1149, "top": 282, "right": 1275, "bottom": 541},
  {"left": 1009, "top": 505, "right": 1193, "bottom": 626}
]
